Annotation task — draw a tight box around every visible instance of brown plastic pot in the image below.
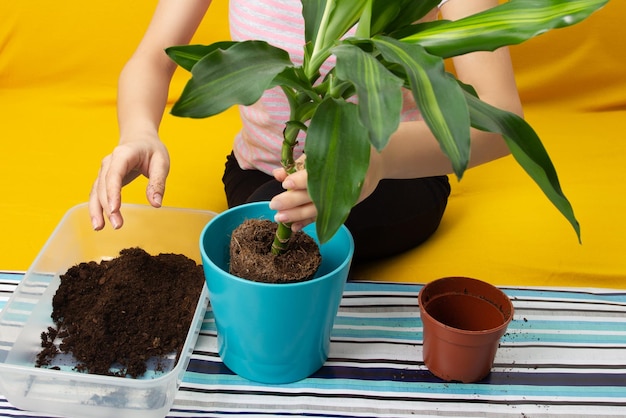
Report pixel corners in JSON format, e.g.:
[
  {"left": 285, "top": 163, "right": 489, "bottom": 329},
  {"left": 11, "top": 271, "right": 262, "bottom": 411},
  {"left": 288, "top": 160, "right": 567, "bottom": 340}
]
[{"left": 418, "top": 276, "right": 514, "bottom": 383}]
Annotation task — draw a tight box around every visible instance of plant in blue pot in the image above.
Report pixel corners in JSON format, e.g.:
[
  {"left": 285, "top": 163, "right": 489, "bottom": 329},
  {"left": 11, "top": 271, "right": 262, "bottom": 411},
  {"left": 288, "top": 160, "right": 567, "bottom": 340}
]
[
  {"left": 168, "top": 0, "right": 608, "bottom": 383},
  {"left": 198, "top": 201, "right": 353, "bottom": 383}
]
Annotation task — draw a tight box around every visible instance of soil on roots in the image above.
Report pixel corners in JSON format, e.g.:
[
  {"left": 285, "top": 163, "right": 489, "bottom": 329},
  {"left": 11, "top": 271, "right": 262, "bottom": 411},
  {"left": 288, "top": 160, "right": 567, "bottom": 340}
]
[
  {"left": 229, "top": 219, "right": 321, "bottom": 283},
  {"left": 35, "top": 247, "right": 205, "bottom": 378}
]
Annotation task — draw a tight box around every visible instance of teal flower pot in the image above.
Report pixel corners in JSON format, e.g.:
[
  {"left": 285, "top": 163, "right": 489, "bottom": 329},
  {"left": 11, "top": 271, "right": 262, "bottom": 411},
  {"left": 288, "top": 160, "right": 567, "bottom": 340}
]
[{"left": 199, "top": 201, "right": 354, "bottom": 384}]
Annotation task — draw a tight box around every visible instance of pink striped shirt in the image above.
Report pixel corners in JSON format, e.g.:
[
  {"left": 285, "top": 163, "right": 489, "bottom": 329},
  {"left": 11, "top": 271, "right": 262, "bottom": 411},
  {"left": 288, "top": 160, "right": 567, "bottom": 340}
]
[{"left": 229, "top": 0, "right": 445, "bottom": 174}]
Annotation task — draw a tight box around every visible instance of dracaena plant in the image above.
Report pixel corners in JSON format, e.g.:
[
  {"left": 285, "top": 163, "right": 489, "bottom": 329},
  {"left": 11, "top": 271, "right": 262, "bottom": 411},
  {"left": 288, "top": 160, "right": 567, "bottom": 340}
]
[{"left": 167, "top": 0, "right": 608, "bottom": 253}]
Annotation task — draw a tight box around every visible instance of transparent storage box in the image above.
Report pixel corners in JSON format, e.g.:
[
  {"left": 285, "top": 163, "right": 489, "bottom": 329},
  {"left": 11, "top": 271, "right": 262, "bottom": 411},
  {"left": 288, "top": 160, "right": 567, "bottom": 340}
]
[{"left": 0, "top": 203, "right": 215, "bottom": 418}]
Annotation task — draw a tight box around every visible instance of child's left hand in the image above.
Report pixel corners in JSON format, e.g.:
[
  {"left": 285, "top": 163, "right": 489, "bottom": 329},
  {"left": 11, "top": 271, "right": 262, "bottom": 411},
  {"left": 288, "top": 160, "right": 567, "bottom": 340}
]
[{"left": 270, "top": 156, "right": 316, "bottom": 232}]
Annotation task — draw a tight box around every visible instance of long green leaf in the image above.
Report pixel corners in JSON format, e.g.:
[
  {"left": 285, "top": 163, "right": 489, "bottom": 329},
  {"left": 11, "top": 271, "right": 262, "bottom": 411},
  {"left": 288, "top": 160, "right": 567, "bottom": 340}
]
[
  {"left": 373, "top": 36, "right": 470, "bottom": 179},
  {"left": 370, "top": 0, "right": 440, "bottom": 35},
  {"left": 305, "top": 97, "right": 371, "bottom": 244},
  {"left": 462, "top": 84, "right": 581, "bottom": 241},
  {"left": 302, "top": 0, "right": 327, "bottom": 47},
  {"left": 401, "top": 0, "right": 609, "bottom": 58},
  {"left": 171, "top": 41, "right": 293, "bottom": 118},
  {"left": 165, "top": 42, "right": 237, "bottom": 72},
  {"left": 333, "top": 43, "right": 404, "bottom": 151},
  {"left": 355, "top": 0, "right": 373, "bottom": 38}
]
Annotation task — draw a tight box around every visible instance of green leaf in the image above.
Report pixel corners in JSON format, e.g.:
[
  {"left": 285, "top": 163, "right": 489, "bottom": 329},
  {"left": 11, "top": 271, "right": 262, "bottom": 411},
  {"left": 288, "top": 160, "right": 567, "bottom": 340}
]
[
  {"left": 333, "top": 43, "right": 404, "bottom": 151},
  {"left": 401, "top": 0, "right": 609, "bottom": 58},
  {"left": 271, "top": 66, "right": 319, "bottom": 104},
  {"left": 171, "top": 41, "right": 293, "bottom": 118},
  {"left": 370, "top": 0, "right": 440, "bottom": 35},
  {"left": 462, "top": 85, "right": 581, "bottom": 242},
  {"left": 165, "top": 42, "right": 237, "bottom": 72},
  {"left": 305, "top": 97, "right": 371, "bottom": 244},
  {"left": 372, "top": 36, "right": 470, "bottom": 179},
  {"left": 355, "top": 0, "right": 373, "bottom": 38},
  {"left": 302, "top": 0, "right": 327, "bottom": 47},
  {"left": 302, "top": 0, "right": 369, "bottom": 77}
]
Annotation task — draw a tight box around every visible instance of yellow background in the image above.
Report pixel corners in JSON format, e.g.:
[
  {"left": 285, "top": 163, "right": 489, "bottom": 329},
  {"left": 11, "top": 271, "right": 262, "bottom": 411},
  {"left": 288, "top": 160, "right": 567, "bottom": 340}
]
[{"left": 1, "top": 1, "right": 625, "bottom": 288}]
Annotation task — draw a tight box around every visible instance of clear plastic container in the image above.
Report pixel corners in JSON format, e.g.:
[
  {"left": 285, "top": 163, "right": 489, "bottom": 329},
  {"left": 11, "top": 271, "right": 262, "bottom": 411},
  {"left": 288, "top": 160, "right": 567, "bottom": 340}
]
[{"left": 0, "top": 203, "right": 215, "bottom": 418}]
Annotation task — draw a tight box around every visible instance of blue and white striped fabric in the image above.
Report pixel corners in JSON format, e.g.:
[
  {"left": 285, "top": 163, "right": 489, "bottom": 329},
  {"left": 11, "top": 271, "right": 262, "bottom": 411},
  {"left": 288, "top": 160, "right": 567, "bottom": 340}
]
[{"left": 2, "top": 272, "right": 626, "bottom": 417}]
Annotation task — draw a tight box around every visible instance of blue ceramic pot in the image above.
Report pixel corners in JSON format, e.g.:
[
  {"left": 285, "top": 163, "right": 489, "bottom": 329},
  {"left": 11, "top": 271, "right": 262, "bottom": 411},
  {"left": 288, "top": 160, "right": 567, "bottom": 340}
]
[{"left": 199, "top": 201, "right": 354, "bottom": 384}]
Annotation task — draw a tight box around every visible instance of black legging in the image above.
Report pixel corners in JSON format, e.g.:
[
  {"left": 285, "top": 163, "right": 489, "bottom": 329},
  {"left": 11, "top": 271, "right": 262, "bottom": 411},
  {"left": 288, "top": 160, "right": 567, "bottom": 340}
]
[{"left": 222, "top": 152, "right": 450, "bottom": 262}]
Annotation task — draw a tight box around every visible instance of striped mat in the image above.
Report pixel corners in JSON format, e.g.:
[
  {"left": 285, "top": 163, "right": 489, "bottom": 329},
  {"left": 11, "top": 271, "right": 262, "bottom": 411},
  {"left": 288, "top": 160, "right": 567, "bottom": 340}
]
[{"left": 1, "top": 271, "right": 625, "bottom": 417}]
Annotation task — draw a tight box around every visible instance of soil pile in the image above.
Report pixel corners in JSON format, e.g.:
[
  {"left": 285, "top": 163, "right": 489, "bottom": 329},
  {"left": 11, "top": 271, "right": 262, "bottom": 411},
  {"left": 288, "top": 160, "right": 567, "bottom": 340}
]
[{"left": 36, "top": 247, "right": 205, "bottom": 378}]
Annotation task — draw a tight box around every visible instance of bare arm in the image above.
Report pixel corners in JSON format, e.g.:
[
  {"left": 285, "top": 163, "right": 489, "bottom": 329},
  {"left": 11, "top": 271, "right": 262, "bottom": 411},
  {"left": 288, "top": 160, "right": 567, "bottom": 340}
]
[
  {"left": 89, "top": 0, "right": 212, "bottom": 230},
  {"left": 117, "top": 0, "right": 212, "bottom": 141},
  {"left": 374, "top": 0, "right": 523, "bottom": 181}
]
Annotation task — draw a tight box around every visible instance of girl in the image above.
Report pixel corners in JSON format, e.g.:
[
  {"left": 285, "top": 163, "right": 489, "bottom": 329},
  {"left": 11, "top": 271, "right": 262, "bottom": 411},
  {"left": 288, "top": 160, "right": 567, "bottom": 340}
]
[{"left": 89, "top": 0, "right": 522, "bottom": 261}]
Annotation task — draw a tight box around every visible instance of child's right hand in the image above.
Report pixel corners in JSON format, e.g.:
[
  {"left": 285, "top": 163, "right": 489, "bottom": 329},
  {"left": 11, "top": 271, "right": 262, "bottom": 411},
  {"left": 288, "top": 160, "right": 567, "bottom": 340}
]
[{"left": 88, "top": 134, "right": 170, "bottom": 231}]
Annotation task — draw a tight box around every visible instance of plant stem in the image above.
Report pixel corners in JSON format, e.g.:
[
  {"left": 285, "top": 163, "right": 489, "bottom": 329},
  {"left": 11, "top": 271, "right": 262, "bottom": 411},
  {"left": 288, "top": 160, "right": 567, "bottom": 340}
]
[
  {"left": 271, "top": 222, "right": 293, "bottom": 255},
  {"left": 271, "top": 72, "right": 321, "bottom": 255},
  {"left": 271, "top": 101, "right": 304, "bottom": 255}
]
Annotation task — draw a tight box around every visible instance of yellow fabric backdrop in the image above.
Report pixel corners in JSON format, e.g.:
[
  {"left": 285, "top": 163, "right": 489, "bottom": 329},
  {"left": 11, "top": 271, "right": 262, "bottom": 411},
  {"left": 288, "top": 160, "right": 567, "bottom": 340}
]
[{"left": 1, "top": 1, "right": 624, "bottom": 288}]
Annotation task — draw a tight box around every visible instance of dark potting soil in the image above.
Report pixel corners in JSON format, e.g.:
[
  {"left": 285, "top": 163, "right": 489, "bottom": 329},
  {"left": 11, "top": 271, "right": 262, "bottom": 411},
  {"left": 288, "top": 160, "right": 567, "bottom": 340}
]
[
  {"left": 35, "top": 247, "right": 205, "bottom": 378},
  {"left": 229, "top": 219, "right": 322, "bottom": 283}
]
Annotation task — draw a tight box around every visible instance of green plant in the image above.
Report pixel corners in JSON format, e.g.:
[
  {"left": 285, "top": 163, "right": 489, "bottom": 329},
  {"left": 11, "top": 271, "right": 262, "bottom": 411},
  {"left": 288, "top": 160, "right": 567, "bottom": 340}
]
[{"left": 166, "top": 0, "right": 608, "bottom": 252}]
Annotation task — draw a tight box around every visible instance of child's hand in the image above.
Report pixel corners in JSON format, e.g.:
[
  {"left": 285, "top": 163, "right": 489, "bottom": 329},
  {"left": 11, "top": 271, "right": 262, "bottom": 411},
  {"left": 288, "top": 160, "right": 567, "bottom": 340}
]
[
  {"left": 269, "top": 156, "right": 316, "bottom": 232},
  {"left": 269, "top": 150, "right": 384, "bottom": 232},
  {"left": 88, "top": 134, "right": 170, "bottom": 230}
]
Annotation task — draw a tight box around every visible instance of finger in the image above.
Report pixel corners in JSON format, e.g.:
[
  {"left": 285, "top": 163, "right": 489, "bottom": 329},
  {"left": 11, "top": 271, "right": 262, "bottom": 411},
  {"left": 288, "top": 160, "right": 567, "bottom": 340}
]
[
  {"left": 88, "top": 180, "right": 106, "bottom": 231},
  {"left": 290, "top": 218, "right": 315, "bottom": 233},
  {"left": 104, "top": 158, "right": 128, "bottom": 215},
  {"left": 274, "top": 204, "right": 317, "bottom": 226},
  {"left": 270, "top": 187, "right": 312, "bottom": 210},
  {"left": 272, "top": 167, "right": 288, "bottom": 183},
  {"left": 146, "top": 153, "right": 170, "bottom": 208},
  {"left": 281, "top": 169, "right": 308, "bottom": 190},
  {"left": 271, "top": 190, "right": 317, "bottom": 224},
  {"left": 102, "top": 151, "right": 141, "bottom": 229},
  {"left": 92, "top": 156, "right": 124, "bottom": 229}
]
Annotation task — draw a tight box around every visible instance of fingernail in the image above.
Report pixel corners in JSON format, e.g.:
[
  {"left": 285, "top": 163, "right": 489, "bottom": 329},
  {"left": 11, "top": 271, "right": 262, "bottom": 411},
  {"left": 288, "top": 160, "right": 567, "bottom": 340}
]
[
  {"left": 110, "top": 217, "right": 120, "bottom": 230},
  {"left": 91, "top": 217, "right": 100, "bottom": 231},
  {"left": 274, "top": 213, "right": 288, "bottom": 223},
  {"left": 269, "top": 200, "right": 280, "bottom": 210},
  {"left": 282, "top": 179, "right": 294, "bottom": 190},
  {"left": 153, "top": 193, "right": 163, "bottom": 207}
]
